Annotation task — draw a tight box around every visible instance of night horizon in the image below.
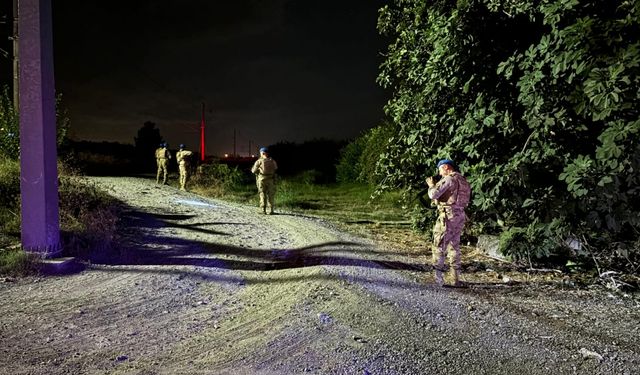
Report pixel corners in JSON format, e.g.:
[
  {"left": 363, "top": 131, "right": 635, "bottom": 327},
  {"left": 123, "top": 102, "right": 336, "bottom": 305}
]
[{"left": 1, "top": 0, "right": 389, "bottom": 156}]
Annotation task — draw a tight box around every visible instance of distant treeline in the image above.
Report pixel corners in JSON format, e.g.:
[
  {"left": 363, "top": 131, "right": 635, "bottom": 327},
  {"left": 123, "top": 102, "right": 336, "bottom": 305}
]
[
  {"left": 58, "top": 138, "right": 350, "bottom": 181},
  {"left": 265, "top": 139, "right": 347, "bottom": 183}
]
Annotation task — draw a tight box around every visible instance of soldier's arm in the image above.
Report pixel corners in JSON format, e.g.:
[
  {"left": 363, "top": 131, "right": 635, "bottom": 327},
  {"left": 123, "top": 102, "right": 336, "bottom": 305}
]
[
  {"left": 250, "top": 160, "right": 260, "bottom": 174},
  {"left": 428, "top": 177, "right": 453, "bottom": 200}
]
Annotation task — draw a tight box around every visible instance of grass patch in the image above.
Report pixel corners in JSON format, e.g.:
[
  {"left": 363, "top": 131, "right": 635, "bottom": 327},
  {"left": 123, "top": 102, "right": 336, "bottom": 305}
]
[
  {"left": 0, "top": 247, "right": 40, "bottom": 277},
  {"left": 277, "top": 180, "right": 407, "bottom": 223},
  {"left": 0, "top": 156, "right": 121, "bottom": 276},
  {"left": 192, "top": 168, "right": 409, "bottom": 225}
]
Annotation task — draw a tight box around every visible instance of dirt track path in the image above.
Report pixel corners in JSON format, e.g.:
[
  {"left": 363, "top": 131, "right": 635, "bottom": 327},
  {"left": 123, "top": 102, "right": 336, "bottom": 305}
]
[{"left": 1, "top": 176, "right": 639, "bottom": 375}]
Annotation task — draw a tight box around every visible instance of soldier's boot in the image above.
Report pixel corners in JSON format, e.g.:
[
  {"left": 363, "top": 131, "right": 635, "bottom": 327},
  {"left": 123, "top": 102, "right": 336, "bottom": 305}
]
[
  {"left": 260, "top": 206, "right": 266, "bottom": 214},
  {"left": 434, "top": 270, "right": 444, "bottom": 287},
  {"left": 267, "top": 205, "right": 274, "bottom": 215},
  {"left": 450, "top": 268, "right": 463, "bottom": 287}
]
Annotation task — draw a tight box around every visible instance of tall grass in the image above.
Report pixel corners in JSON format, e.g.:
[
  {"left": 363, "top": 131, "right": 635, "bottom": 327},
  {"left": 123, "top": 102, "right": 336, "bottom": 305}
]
[
  {"left": 58, "top": 177, "right": 120, "bottom": 258},
  {"left": 0, "top": 157, "right": 121, "bottom": 276}
]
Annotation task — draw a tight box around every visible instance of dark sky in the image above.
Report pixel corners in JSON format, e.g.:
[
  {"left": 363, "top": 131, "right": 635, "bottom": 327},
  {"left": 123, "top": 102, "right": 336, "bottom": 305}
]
[{"left": 46, "top": 0, "right": 388, "bottom": 156}]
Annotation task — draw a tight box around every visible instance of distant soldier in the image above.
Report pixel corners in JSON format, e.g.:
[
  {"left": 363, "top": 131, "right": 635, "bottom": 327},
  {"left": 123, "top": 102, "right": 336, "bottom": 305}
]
[
  {"left": 426, "top": 159, "right": 471, "bottom": 287},
  {"left": 155, "top": 142, "right": 171, "bottom": 184},
  {"left": 176, "top": 144, "right": 193, "bottom": 191},
  {"left": 251, "top": 147, "right": 278, "bottom": 214}
]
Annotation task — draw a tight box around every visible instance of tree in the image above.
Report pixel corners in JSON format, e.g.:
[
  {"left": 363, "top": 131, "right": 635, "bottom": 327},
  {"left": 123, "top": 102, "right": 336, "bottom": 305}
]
[
  {"left": 377, "top": 0, "right": 640, "bottom": 266},
  {"left": 134, "top": 121, "right": 164, "bottom": 170}
]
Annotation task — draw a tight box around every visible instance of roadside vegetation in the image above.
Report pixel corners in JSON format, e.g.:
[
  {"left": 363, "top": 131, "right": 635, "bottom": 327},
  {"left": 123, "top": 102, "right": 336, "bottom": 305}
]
[
  {"left": 375, "top": 0, "right": 640, "bottom": 281},
  {"left": 0, "top": 87, "right": 120, "bottom": 277}
]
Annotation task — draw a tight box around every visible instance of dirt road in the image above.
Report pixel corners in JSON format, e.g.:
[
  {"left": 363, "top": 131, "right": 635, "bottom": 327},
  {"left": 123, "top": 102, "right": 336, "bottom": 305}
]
[{"left": 1, "top": 177, "right": 639, "bottom": 374}]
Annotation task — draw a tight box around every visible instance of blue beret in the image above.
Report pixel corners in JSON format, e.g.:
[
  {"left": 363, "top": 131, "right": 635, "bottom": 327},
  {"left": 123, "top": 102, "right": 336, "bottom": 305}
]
[
  {"left": 437, "top": 159, "right": 454, "bottom": 168},
  {"left": 259, "top": 147, "right": 268, "bottom": 153},
  {"left": 179, "top": 144, "right": 185, "bottom": 149}
]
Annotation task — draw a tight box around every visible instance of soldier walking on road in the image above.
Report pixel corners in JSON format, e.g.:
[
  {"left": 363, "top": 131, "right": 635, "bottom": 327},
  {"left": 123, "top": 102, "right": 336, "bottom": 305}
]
[
  {"left": 176, "top": 144, "right": 193, "bottom": 191},
  {"left": 155, "top": 143, "right": 171, "bottom": 184},
  {"left": 251, "top": 147, "right": 278, "bottom": 214},
  {"left": 426, "top": 159, "right": 471, "bottom": 287}
]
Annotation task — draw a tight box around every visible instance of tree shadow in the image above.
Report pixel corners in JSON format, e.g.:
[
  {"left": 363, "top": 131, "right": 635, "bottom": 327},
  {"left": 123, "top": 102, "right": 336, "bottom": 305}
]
[{"left": 88, "top": 203, "right": 429, "bottom": 281}]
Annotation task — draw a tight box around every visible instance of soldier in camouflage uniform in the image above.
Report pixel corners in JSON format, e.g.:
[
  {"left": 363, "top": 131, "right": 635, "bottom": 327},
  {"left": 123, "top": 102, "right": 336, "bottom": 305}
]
[
  {"left": 155, "top": 143, "right": 171, "bottom": 185},
  {"left": 251, "top": 147, "right": 278, "bottom": 214},
  {"left": 176, "top": 144, "right": 193, "bottom": 191},
  {"left": 427, "top": 159, "right": 471, "bottom": 287}
]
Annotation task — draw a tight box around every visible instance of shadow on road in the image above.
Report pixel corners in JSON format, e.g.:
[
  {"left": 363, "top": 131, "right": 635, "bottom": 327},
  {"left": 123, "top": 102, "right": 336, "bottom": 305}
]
[{"left": 86, "top": 205, "right": 430, "bottom": 282}]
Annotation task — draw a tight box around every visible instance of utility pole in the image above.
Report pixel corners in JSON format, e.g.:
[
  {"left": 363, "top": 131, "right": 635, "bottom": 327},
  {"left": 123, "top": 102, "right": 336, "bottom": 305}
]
[
  {"left": 233, "top": 128, "right": 237, "bottom": 157},
  {"left": 12, "top": 0, "right": 18, "bottom": 108},
  {"left": 19, "top": 0, "right": 60, "bottom": 255},
  {"left": 200, "top": 102, "right": 205, "bottom": 161}
]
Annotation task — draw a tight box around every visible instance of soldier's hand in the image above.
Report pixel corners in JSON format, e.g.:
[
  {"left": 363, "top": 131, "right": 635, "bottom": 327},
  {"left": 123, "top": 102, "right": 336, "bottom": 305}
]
[{"left": 426, "top": 177, "right": 435, "bottom": 187}]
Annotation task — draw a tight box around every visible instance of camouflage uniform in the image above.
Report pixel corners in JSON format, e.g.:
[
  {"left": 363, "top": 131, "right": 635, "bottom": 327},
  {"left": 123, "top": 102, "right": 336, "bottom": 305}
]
[
  {"left": 428, "top": 171, "right": 470, "bottom": 286},
  {"left": 155, "top": 146, "right": 171, "bottom": 184},
  {"left": 251, "top": 156, "right": 278, "bottom": 214},
  {"left": 176, "top": 147, "right": 193, "bottom": 191}
]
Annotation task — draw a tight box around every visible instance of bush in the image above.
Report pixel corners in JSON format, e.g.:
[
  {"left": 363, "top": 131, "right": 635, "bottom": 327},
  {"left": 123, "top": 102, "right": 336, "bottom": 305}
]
[
  {"left": 336, "top": 123, "right": 394, "bottom": 185},
  {"left": 0, "top": 157, "right": 20, "bottom": 208},
  {"left": 57, "top": 177, "right": 120, "bottom": 258},
  {"left": 191, "top": 163, "right": 244, "bottom": 197},
  {"left": 336, "top": 138, "right": 365, "bottom": 183}
]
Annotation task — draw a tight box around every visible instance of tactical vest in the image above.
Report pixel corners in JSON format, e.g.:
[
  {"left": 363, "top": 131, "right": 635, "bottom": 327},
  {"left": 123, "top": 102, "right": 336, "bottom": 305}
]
[
  {"left": 452, "top": 173, "right": 471, "bottom": 207},
  {"left": 156, "top": 148, "right": 168, "bottom": 159}
]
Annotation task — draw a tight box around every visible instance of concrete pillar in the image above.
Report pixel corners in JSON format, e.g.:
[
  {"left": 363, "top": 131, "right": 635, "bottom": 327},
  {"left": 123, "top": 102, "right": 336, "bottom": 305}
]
[{"left": 18, "top": 0, "right": 61, "bottom": 256}]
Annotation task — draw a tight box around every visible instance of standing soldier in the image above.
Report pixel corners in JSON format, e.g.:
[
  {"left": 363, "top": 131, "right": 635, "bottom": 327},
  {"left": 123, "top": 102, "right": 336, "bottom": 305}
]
[
  {"left": 155, "top": 142, "right": 171, "bottom": 185},
  {"left": 426, "top": 159, "right": 471, "bottom": 287},
  {"left": 251, "top": 147, "right": 278, "bottom": 214},
  {"left": 176, "top": 144, "right": 193, "bottom": 191}
]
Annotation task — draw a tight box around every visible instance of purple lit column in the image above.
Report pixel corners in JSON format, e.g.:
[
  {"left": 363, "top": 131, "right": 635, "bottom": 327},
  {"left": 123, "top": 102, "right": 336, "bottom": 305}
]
[{"left": 18, "top": 0, "right": 60, "bottom": 256}]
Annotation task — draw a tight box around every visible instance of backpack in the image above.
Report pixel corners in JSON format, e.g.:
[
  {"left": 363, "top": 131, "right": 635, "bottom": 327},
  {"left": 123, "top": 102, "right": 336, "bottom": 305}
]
[
  {"left": 453, "top": 173, "right": 471, "bottom": 207},
  {"left": 261, "top": 158, "right": 277, "bottom": 175}
]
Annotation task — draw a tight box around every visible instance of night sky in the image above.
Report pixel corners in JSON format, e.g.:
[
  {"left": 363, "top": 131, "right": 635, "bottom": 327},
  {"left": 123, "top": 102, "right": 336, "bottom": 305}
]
[{"left": 39, "top": 0, "right": 389, "bottom": 156}]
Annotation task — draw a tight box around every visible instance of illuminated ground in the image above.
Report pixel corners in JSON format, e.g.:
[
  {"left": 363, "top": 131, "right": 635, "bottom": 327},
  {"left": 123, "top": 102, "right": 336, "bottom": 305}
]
[{"left": 1, "top": 176, "right": 638, "bottom": 374}]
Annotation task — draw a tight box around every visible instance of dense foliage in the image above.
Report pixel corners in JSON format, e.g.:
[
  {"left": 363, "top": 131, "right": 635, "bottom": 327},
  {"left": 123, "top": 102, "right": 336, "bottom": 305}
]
[
  {"left": 0, "top": 85, "right": 71, "bottom": 159},
  {"left": 377, "top": 0, "right": 640, "bottom": 267},
  {"left": 337, "top": 122, "right": 394, "bottom": 185}
]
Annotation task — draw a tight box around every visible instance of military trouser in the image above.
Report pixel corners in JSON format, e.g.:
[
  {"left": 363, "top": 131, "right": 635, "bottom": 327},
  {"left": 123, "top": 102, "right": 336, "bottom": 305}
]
[
  {"left": 432, "top": 206, "right": 466, "bottom": 284},
  {"left": 257, "top": 176, "right": 276, "bottom": 213},
  {"left": 157, "top": 159, "right": 169, "bottom": 184},
  {"left": 179, "top": 162, "right": 190, "bottom": 190}
]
